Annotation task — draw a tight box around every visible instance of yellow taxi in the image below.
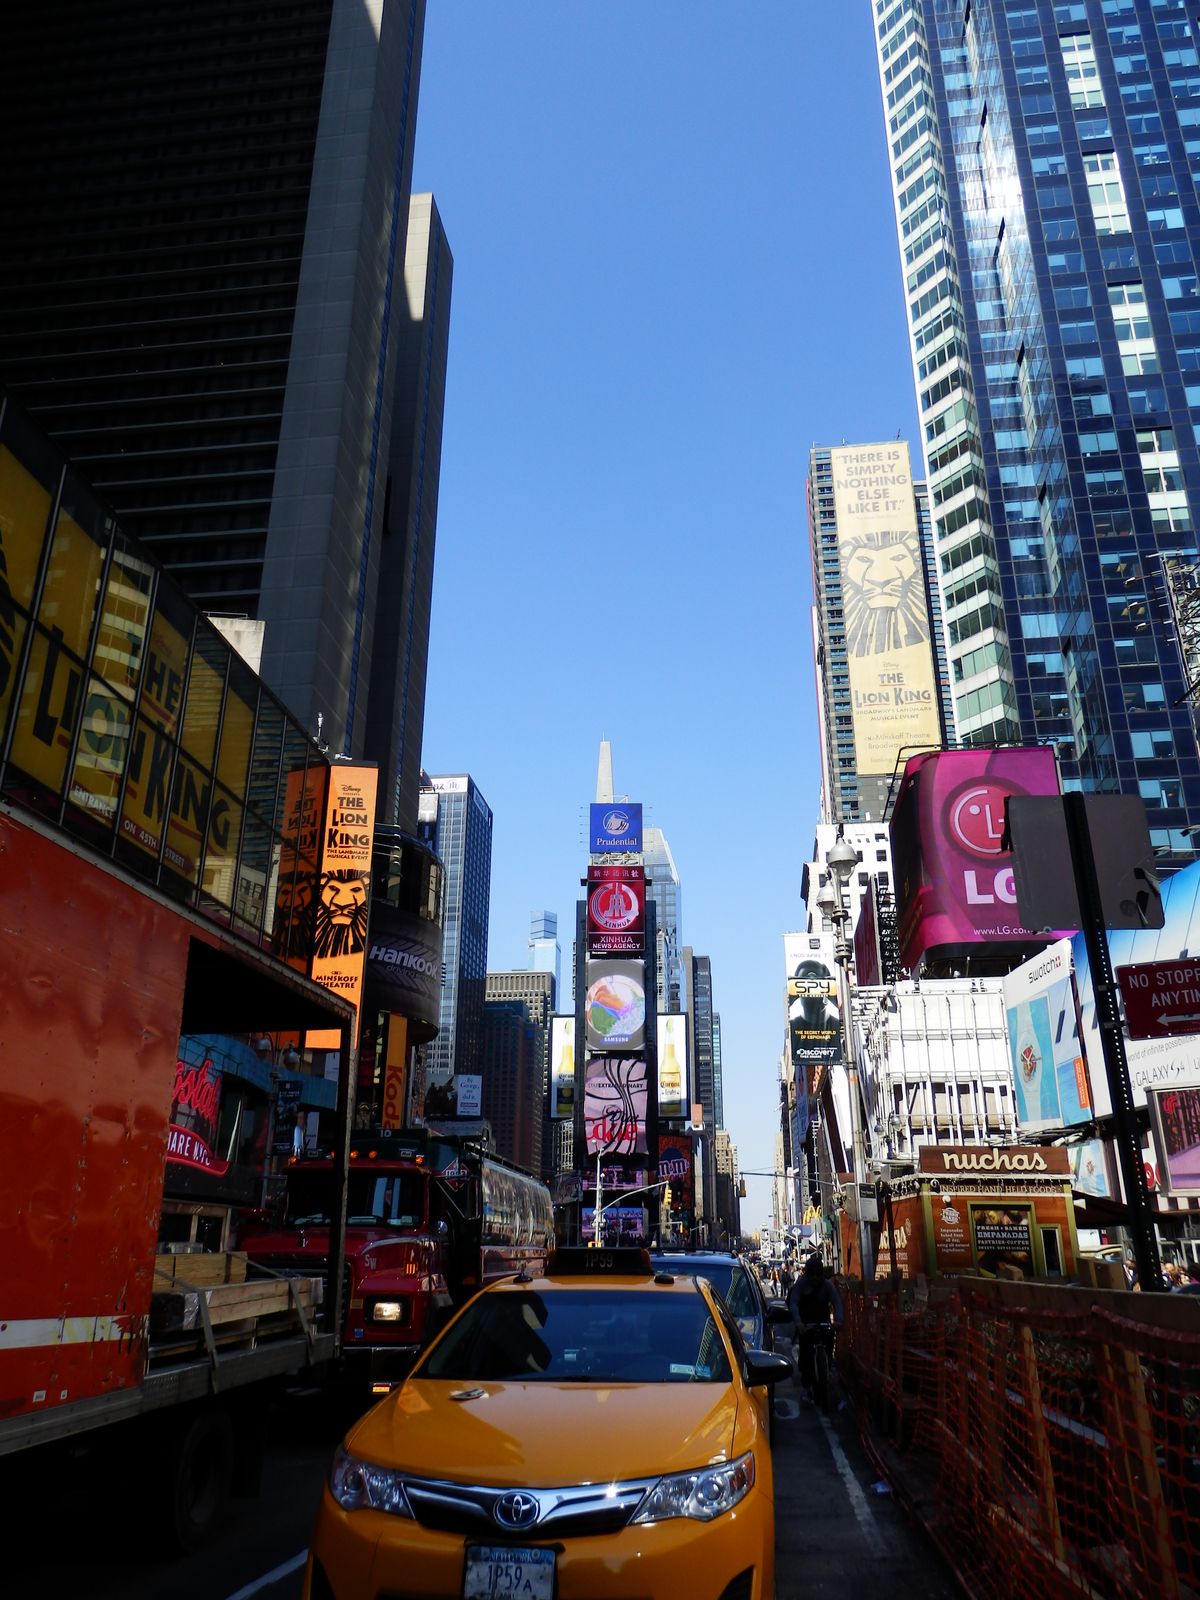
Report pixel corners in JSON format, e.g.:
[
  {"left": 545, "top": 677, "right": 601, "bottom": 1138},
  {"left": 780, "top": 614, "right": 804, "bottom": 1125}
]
[{"left": 304, "top": 1246, "right": 791, "bottom": 1600}]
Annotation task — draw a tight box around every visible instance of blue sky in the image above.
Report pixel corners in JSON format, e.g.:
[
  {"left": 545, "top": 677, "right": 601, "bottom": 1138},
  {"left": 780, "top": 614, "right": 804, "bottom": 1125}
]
[{"left": 411, "top": 2, "right": 920, "bottom": 1231}]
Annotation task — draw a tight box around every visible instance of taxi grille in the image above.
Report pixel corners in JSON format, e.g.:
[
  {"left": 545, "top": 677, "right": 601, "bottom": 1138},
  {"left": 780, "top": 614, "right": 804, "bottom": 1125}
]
[{"left": 401, "top": 1475, "right": 654, "bottom": 1539}]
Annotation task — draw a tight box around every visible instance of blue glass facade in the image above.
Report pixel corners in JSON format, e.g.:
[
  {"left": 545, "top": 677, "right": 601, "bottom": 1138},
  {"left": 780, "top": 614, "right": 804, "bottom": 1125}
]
[
  {"left": 876, "top": 0, "right": 1200, "bottom": 860},
  {"left": 417, "top": 774, "right": 493, "bottom": 1090}
]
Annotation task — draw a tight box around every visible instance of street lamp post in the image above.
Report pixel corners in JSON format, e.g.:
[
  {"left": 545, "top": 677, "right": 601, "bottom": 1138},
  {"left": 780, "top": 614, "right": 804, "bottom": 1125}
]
[
  {"left": 822, "top": 832, "right": 873, "bottom": 1283},
  {"left": 595, "top": 1179, "right": 668, "bottom": 1244}
]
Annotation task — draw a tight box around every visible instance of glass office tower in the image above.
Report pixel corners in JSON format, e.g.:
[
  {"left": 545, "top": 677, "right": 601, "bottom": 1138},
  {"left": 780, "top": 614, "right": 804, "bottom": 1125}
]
[
  {"left": 417, "top": 774, "right": 493, "bottom": 1104},
  {"left": 643, "top": 825, "right": 683, "bottom": 1012},
  {"left": 873, "top": 0, "right": 1200, "bottom": 858}
]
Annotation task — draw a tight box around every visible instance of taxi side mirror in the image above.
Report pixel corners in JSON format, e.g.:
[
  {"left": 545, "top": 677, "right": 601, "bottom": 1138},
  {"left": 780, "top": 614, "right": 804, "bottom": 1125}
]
[{"left": 744, "top": 1350, "right": 792, "bottom": 1388}]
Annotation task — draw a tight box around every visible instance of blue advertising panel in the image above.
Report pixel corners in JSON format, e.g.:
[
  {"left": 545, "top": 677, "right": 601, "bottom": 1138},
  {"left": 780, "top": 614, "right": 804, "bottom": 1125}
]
[
  {"left": 1002, "top": 940, "right": 1092, "bottom": 1133},
  {"left": 590, "top": 803, "right": 643, "bottom": 853},
  {"left": 1073, "top": 859, "right": 1200, "bottom": 1113}
]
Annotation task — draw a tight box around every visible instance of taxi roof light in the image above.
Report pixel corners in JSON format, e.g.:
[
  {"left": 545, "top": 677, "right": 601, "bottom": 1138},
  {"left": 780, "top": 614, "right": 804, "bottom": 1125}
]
[{"left": 546, "top": 1246, "right": 654, "bottom": 1278}]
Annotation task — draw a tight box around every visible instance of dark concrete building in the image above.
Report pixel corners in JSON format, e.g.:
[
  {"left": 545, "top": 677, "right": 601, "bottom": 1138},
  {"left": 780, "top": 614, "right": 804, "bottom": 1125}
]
[
  {"left": 0, "top": 0, "right": 448, "bottom": 826},
  {"left": 481, "top": 999, "right": 542, "bottom": 1174},
  {"left": 485, "top": 970, "right": 554, "bottom": 1177}
]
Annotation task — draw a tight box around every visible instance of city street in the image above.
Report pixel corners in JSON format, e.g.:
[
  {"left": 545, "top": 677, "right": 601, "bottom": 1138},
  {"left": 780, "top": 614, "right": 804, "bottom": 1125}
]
[{"left": 14, "top": 1382, "right": 959, "bottom": 1600}]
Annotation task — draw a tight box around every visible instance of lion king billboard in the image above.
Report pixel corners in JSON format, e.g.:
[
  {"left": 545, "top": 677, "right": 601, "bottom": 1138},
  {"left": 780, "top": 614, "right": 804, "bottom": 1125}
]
[{"left": 830, "top": 442, "right": 942, "bottom": 778}]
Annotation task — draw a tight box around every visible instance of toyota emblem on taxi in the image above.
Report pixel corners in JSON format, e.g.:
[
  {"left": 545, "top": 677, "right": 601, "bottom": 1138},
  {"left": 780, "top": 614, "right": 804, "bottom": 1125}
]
[{"left": 493, "top": 1490, "right": 540, "bottom": 1530}]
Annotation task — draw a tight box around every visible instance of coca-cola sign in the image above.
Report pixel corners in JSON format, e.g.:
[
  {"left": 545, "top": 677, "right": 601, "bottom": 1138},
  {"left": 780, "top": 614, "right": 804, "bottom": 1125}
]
[{"left": 167, "top": 1056, "right": 229, "bottom": 1175}]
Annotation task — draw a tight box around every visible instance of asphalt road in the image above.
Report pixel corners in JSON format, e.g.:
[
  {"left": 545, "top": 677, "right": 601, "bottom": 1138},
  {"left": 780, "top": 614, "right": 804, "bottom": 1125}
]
[{"left": 17, "top": 1382, "right": 960, "bottom": 1600}]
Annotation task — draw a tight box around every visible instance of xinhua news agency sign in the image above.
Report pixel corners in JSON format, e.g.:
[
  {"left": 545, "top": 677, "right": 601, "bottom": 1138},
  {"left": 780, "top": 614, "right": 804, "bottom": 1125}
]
[
  {"left": 590, "top": 803, "right": 642, "bottom": 853},
  {"left": 587, "top": 865, "right": 645, "bottom": 953},
  {"left": 1119, "top": 959, "right": 1200, "bottom": 1040}
]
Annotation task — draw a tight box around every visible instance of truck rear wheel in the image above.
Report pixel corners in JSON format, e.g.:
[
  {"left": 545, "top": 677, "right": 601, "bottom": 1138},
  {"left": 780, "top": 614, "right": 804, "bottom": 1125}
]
[{"left": 157, "top": 1406, "right": 235, "bottom": 1553}]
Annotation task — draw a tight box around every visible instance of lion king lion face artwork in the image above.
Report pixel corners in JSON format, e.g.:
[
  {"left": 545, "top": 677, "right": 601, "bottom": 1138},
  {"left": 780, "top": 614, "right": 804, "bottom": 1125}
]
[
  {"left": 313, "top": 867, "right": 370, "bottom": 960},
  {"left": 841, "top": 530, "right": 931, "bottom": 656}
]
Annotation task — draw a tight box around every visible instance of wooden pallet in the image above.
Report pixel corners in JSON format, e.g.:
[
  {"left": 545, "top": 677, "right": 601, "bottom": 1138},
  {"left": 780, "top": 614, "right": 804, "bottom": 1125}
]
[
  {"left": 154, "top": 1251, "right": 248, "bottom": 1288},
  {"left": 151, "top": 1274, "right": 320, "bottom": 1335}
]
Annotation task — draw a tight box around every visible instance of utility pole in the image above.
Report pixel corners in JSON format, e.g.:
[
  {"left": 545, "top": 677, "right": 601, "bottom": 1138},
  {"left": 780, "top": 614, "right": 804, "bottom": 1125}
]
[{"left": 1062, "top": 793, "right": 1164, "bottom": 1291}]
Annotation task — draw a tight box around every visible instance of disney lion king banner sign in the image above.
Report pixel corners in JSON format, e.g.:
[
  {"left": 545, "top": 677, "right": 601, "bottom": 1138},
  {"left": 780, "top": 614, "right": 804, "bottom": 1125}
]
[
  {"left": 829, "top": 442, "right": 941, "bottom": 779},
  {"left": 307, "top": 763, "right": 379, "bottom": 1049}
]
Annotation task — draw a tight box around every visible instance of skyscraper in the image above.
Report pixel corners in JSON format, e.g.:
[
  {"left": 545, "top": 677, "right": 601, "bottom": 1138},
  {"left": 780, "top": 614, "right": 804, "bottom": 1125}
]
[
  {"left": 417, "top": 774, "right": 493, "bottom": 1108},
  {"left": 712, "top": 1013, "right": 725, "bottom": 1131},
  {"left": 485, "top": 969, "right": 554, "bottom": 1176},
  {"left": 1, "top": 1, "right": 447, "bottom": 820},
  {"left": 528, "top": 911, "right": 561, "bottom": 1006},
  {"left": 873, "top": 0, "right": 1200, "bottom": 858},
  {"left": 808, "top": 441, "right": 953, "bottom": 824},
  {"left": 364, "top": 194, "right": 453, "bottom": 829},
  {"left": 642, "top": 825, "right": 683, "bottom": 1012},
  {"left": 681, "top": 950, "right": 717, "bottom": 1230},
  {"left": 480, "top": 1000, "right": 541, "bottom": 1173}
]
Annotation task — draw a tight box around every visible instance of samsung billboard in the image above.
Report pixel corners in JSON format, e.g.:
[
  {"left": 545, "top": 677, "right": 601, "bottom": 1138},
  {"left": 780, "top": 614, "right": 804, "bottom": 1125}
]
[{"left": 585, "top": 960, "right": 647, "bottom": 1051}]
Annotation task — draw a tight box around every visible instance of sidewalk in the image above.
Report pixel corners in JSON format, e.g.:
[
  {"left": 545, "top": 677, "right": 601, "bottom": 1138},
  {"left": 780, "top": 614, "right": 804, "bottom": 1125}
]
[{"left": 773, "top": 1386, "right": 961, "bottom": 1599}]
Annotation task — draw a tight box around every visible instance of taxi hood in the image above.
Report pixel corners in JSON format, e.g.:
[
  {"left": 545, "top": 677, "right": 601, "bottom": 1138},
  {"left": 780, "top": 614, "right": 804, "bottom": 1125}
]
[{"left": 349, "top": 1379, "right": 740, "bottom": 1486}]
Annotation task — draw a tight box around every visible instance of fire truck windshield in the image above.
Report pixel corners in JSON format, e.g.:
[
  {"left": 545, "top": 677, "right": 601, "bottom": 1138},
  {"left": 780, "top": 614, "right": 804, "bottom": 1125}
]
[{"left": 286, "top": 1170, "right": 427, "bottom": 1229}]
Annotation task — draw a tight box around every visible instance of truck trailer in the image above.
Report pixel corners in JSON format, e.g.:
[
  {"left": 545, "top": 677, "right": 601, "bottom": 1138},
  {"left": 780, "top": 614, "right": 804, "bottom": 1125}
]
[{"left": 0, "top": 398, "right": 358, "bottom": 1547}]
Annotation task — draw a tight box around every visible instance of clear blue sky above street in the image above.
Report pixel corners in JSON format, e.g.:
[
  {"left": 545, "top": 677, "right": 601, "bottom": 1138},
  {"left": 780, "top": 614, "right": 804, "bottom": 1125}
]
[{"left": 412, "top": 2, "right": 920, "bottom": 1230}]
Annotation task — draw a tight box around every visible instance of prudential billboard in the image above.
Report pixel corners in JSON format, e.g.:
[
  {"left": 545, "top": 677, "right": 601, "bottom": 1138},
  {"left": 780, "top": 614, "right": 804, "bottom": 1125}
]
[{"left": 590, "top": 803, "right": 642, "bottom": 853}]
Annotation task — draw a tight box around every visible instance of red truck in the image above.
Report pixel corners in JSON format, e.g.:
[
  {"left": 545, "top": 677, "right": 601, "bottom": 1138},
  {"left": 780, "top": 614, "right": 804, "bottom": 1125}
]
[
  {"left": 0, "top": 398, "right": 362, "bottom": 1550},
  {"left": 241, "top": 1127, "right": 555, "bottom": 1386},
  {"left": 0, "top": 805, "right": 357, "bottom": 1549}
]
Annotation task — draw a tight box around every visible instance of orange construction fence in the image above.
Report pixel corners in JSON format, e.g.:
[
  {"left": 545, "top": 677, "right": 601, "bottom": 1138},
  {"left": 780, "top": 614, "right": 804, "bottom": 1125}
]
[{"left": 839, "top": 1276, "right": 1200, "bottom": 1600}]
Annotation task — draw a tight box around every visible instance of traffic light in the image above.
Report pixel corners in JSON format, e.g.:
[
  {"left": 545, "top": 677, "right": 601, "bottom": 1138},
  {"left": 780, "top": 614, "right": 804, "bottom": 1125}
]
[{"left": 662, "top": 1184, "right": 673, "bottom": 1211}]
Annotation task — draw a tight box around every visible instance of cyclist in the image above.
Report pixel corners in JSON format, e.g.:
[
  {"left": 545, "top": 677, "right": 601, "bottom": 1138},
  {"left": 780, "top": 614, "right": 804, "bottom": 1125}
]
[{"left": 787, "top": 1253, "right": 843, "bottom": 1404}]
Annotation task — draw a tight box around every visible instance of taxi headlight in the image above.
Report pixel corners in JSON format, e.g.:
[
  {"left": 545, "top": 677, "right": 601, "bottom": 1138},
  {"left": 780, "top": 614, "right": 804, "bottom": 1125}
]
[
  {"left": 372, "top": 1300, "right": 403, "bottom": 1322},
  {"left": 633, "top": 1450, "right": 756, "bottom": 1524},
  {"left": 330, "top": 1445, "right": 413, "bottom": 1517}
]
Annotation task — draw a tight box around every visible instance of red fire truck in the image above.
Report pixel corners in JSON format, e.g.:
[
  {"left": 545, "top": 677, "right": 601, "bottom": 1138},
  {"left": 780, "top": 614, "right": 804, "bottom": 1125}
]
[
  {"left": 241, "top": 1128, "right": 555, "bottom": 1385},
  {"left": 0, "top": 398, "right": 358, "bottom": 1549}
]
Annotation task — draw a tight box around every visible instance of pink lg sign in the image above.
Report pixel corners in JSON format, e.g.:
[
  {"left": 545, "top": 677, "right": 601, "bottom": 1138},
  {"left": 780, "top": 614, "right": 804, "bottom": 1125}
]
[{"left": 890, "top": 748, "right": 1060, "bottom": 971}]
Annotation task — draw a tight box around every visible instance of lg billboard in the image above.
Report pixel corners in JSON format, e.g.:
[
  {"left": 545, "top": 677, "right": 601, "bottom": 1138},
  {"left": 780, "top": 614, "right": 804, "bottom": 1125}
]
[{"left": 891, "top": 747, "right": 1060, "bottom": 970}]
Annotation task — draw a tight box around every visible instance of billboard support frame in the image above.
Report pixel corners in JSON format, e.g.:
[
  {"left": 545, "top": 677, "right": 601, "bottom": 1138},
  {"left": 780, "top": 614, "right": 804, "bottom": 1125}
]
[{"left": 1064, "top": 792, "right": 1164, "bottom": 1292}]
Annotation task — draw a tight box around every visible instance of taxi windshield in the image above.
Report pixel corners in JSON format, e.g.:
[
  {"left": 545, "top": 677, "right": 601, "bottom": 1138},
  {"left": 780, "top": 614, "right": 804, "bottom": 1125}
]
[{"left": 421, "top": 1288, "right": 734, "bottom": 1384}]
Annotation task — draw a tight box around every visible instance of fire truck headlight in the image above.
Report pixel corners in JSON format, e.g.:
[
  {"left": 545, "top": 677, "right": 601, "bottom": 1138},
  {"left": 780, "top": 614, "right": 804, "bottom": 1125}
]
[{"left": 372, "top": 1300, "right": 403, "bottom": 1322}]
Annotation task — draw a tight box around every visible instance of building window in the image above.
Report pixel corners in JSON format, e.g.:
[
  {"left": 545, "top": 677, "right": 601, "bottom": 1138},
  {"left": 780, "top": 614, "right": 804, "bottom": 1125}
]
[
  {"left": 1085, "top": 151, "right": 1130, "bottom": 233},
  {"left": 1061, "top": 34, "right": 1106, "bottom": 109}
]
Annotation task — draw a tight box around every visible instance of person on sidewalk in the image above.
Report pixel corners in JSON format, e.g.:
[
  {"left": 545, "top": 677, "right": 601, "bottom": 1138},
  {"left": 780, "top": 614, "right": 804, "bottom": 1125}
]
[{"left": 788, "top": 1254, "right": 843, "bottom": 1403}]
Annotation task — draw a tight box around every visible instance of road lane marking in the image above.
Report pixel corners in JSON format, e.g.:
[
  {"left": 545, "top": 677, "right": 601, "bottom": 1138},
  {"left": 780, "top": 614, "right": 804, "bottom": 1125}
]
[
  {"left": 223, "top": 1550, "right": 307, "bottom": 1600},
  {"left": 817, "top": 1412, "right": 888, "bottom": 1559}
]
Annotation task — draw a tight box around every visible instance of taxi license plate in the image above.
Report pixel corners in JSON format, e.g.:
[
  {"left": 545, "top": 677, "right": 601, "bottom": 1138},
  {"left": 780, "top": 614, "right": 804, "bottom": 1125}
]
[{"left": 463, "top": 1545, "right": 555, "bottom": 1599}]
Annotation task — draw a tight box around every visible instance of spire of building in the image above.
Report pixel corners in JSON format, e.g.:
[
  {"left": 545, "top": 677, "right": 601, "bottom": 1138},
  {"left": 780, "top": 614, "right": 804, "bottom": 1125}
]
[{"left": 595, "top": 739, "right": 614, "bottom": 804}]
